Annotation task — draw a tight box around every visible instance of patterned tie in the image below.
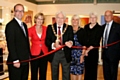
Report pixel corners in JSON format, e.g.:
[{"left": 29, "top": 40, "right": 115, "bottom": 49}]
[
  {"left": 58, "top": 26, "right": 62, "bottom": 45},
  {"left": 104, "top": 23, "right": 109, "bottom": 47},
  {"left": 21, "top": 22, "right": 26, "bottom": 36}
]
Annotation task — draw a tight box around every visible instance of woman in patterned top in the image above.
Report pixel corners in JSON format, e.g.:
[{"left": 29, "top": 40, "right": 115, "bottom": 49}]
[{"left": 70, "top": 14, "right": 86, "bottom": 80}]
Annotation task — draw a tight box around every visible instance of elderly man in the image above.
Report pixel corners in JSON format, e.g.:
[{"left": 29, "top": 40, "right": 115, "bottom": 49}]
[
  {"left": 45, "top": 11, "right": 74, "bottom": 80},
  {"left": 102, "top": 10, "right": 120, "bottom": 80}
]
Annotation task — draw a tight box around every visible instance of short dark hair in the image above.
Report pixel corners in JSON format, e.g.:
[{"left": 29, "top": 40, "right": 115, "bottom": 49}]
[{"left": 14, "top": 4, "right": 24, "bottom": 11}]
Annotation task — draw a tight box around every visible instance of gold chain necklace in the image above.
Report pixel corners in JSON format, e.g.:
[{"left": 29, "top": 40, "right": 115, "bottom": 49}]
[{"left": 51, "top": 24, "right": 68, "bottom": 42}]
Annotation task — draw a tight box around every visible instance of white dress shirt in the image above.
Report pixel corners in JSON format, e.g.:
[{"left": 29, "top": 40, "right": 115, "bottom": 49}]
[
  {"left": 103, "top": 20, "right": 113, "bottom": 45},
  {"left": 15, "top": 17, "right": 23, "bottom": 27},
  {"left": 37, "top": 33, "right": 42, "bottom": 38}
]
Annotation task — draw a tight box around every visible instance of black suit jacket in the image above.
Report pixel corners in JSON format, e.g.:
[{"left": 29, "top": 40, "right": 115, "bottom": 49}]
[
  {"left": 5, "top": 18, "right": 30, "bottom": 65},
  {"left": 102, "top": 21, "right": 120, "bottom": 61},
  {"left": 45, "top": 23, "right": 74, "bottom": 63}
]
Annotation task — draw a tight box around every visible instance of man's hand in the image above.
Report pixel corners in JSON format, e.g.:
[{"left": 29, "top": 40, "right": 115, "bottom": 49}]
[
  {"left": 65, "top": 41, "right": 73, "bottom": 48},
  {"left": 13, "top": 62, "right": 20, "bottom": 68},
  {"left": 54, "top": 41, "right": 61, "bottom": 48}
]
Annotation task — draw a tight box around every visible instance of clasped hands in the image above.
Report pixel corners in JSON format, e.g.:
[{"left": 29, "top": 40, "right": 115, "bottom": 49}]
[
  {"left": 54, "top": 40, "right": 73, "bottom": 48},
  {"left": 80, "top": 46, "right": 94, "bottom": 63}
]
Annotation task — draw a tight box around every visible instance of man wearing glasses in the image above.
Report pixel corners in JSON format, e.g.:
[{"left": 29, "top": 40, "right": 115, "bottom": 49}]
[{"left": 5, "top": 4, "right": 30, "bottom": 80}]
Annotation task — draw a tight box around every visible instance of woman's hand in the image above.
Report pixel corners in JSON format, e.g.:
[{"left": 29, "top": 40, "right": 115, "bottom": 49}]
[{"left": 85, "top": 46, "right": 94, "bottom": 56}]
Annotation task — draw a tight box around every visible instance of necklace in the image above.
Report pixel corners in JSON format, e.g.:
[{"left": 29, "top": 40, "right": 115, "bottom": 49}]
[{"left": 51, "top": 24, "right": 68, "bottom": 42}]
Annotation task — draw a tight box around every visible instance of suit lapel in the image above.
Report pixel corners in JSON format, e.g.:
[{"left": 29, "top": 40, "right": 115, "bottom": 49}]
[
  {"left": 13, "top": 18, "right": 27, "bottom": 37},
  {"left": 53, "top": 23, "right": 57, "bottom": 34},
  {"left": 62, "top": 23, "right": 66, "bottom": 32},
  {"left": 41, "top": 26, "right": 45, "bottom": 40},
  {"left": 13, "top": 18, "right": 21, "bottom": 28},
  {"left": 33, "top": 26, "right": 42, "bottom": 40},
  {"left": 62, "top": 23, "right": 67, "bottom": 43},
  {"left": 107, "top": 22, "right": 115, "bottom": 43}
]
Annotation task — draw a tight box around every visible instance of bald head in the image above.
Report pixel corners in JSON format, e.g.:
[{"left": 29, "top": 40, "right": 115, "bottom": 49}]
[
  {"left": 104, "top": 10, "right": 113, "bottom": 23},
  {"left": 105, "top": 10, "right": 113, "bottom": 14}
]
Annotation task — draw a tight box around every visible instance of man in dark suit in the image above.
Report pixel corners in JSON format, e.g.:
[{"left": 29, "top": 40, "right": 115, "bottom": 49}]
[
  {"left": 5, "top": 4, "right": 30, "bottom": 80},
  {"left": 102, "top": 10, "right": 120, "bottom": 80},
  {"left": 45, "top": 11, "right": 74, "bottom": 80}
]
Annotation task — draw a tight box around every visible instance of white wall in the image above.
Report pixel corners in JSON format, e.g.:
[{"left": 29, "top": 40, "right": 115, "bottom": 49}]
[
  {"left": 1, "top": 0, "right": 37, "bottom": 14},
  {"left": 0, "top": 0, "right": 37, "bottom": 25},
  {"left": 37, "top": 3, "right": 120, "bottom": 24}
]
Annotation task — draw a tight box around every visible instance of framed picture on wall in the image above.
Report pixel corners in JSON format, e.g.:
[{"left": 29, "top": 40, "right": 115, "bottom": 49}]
[
  {"left": 22, "top": 10, "right": 33, "bottom": 28},
  {"left": 79, "top": 17, "right": 89, "bottom": 28}
]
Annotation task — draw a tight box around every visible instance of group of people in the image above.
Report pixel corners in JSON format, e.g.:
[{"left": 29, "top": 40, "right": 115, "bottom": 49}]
[{"left": 5, "top": 3, "right": 120, "bottom": 80}]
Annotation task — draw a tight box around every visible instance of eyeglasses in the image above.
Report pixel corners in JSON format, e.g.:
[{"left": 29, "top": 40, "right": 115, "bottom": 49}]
[{"left": 15, "top": 10, "right": 24, "bottom": 13}]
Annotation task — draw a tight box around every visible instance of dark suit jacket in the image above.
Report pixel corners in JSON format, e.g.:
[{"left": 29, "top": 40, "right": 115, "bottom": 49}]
[
  {"left": 5, "top": 18, "right": 30, "bottom": 65},
  {"left": 102, "top": 21, "right": 120, "bottom": 61},
  {"left": 45, "top": 23, "right": 74, "bottom": 63}
]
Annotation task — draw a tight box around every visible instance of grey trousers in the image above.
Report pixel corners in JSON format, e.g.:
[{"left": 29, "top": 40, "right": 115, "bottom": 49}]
[{"left": 51, "top": 50, "right": 70, "bottom": 80}]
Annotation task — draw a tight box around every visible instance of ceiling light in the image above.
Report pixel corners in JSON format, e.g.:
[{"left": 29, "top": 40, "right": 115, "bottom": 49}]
[{"left": 53, "top": 0, "right": 55, "bottom": 3}]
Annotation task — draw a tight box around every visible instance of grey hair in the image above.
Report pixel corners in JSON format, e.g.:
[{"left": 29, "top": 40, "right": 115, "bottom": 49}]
[
  {"left": 89, "top": 12, "right": 98, "bottom": 18},
  {"left": 55, "top": 11, "right": 66, "bottom": 19}
]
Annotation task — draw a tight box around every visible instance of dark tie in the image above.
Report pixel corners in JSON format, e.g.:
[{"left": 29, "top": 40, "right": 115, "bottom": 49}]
[
  {"left": 104, "top": 23, "right": 109, "bottom": 47},
  {"left": 58, "top": 26, "right": 62, "bottom": 45},
  {"left": 21, "top": 23, "right": 26, "bottom": 36}
]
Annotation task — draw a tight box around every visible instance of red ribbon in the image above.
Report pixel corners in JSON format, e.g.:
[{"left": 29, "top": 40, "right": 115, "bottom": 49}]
[
  {"left": 2, "top": 40, "right": 120, "bottom": 64},
  {"left": 7, "top": 45, "right": 66, "bottom": 64},
  {"left": 72, "top": 40, "right": 120, "bottom": 49}
]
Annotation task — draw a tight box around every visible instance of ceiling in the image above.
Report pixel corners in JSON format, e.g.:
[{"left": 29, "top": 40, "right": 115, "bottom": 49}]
[{"left": 25, "top": 0, "right": 120, "bottom": 5}]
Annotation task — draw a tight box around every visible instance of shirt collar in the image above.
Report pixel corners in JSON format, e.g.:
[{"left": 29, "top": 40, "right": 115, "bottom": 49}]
[
  {"left": 14, "top": 17, "right": 22, "bottom": 26},
  {"left": 107, "top": 20, "right": 113, "bottom": 26},
  {"left": 57, "top": 24, "right": 63, "bottom": 28}
]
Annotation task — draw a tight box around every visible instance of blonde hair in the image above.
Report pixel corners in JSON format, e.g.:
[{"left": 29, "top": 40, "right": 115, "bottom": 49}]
[
  {"left": 71, "top": 14, "right": 80, "bottom": 25},
  {"left": 72, "top": 14, "right": 80, "bottom": 20},
  {"left": 34, "top": 12, "right": 45, "bottom": 23}
]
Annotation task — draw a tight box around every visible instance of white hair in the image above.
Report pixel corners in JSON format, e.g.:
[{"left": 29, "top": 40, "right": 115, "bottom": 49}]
[
  {"left": 55, "top": 11, "right": 66, "bottom": 19},
  {"left": 89, "top": 12, "right": 98, "bottom": 18}
]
